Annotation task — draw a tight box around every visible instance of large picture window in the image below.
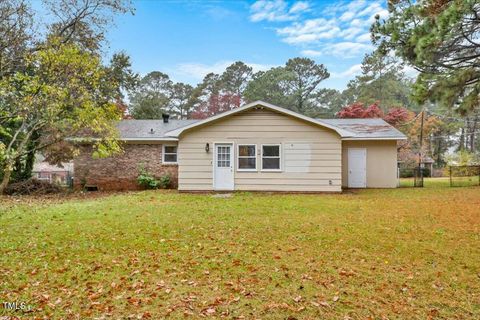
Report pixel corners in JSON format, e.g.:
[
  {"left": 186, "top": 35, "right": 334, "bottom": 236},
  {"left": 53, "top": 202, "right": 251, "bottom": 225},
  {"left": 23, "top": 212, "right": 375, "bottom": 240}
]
[
  {"left": 261, "top": 144, "right": 281, "bottom": 171},
  {"left": 163, "top": 145, "right": 177, "bottom": 163},
  {"left": 237, "top": 144, "right": 256, "bottom": 171}
]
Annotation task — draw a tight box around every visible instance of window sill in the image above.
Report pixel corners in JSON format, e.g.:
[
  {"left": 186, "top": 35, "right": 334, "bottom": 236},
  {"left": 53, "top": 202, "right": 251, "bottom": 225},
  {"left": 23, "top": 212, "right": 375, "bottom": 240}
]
[
  {"left": 261, "top": 169, "right": 282, "bottom": 172},
  {"left": 162, "top": 162, "right": 178, "bottom": 166},
  {"left": 237, "top": 169, "right": 257, "bottom": 172}
]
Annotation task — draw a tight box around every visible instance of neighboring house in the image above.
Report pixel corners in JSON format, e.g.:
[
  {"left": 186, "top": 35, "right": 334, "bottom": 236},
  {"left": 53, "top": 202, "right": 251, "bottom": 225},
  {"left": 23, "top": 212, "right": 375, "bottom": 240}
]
[
  {"left": 73, "top": 101, "right": 406, "bottom": 192},
  {"left": 33, "top": 162, "right": 73, "bottom": 185}
]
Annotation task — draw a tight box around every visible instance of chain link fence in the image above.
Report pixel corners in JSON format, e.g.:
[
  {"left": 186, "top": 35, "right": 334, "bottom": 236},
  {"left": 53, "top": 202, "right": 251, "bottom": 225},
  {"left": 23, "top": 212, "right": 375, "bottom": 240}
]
[
  {"left": 398, "top": 167, "right": 428, "bottom": 187},
  {"left": 449, "top": 165, "right": 480, "bottom": 187}
]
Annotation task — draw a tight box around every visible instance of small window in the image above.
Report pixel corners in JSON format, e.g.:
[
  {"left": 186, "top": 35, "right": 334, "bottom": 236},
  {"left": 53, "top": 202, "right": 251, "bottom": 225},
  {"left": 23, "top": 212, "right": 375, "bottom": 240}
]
[
  {"left": 163, "top": 145, "right": 177, "bottom": 163},
  {"left": 217, "top": 145, "right": 231, "bottom": 168},
  {"left": 238, "top": 145, "right": 256, "bottom": 171},
  {"left": 261, "top": 144, "right": 281, "bottom": 171}
]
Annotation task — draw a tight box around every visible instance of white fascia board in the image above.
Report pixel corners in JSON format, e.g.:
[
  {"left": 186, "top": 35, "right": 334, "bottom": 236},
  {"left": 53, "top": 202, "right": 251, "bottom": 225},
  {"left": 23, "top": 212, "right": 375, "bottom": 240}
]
[{"left": 342, "top": 136, "right": 407, "bottom": 141}]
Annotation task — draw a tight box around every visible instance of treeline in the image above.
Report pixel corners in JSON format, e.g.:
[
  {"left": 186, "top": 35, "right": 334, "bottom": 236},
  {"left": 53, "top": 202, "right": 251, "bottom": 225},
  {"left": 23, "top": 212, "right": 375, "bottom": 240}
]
[
  {"left": 127, "top": 58, "right": 328, "bottom": 119},
  {"left": 126, "top": 52, "right": 416, "bottom": 120}
]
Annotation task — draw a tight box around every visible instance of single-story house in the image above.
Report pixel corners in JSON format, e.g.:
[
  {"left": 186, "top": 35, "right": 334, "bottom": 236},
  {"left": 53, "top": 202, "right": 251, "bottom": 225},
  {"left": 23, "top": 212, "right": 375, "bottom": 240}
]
[
  {"left": 73, "top": 101, "right": 406, "bottom": 192},
  {"left": 33, "top": 161, "right": 73, "bottom": 186}
]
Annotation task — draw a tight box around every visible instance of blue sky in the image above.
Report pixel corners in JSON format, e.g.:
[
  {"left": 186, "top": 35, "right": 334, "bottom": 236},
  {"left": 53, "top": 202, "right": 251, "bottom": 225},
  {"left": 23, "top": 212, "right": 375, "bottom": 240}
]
[{"left": 102, "top": 0, "right": 389, "bottom": 90}]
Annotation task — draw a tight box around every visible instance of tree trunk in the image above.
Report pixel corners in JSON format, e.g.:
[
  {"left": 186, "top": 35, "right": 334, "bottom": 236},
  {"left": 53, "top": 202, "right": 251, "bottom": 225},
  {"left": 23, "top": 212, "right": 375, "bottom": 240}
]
[
  {"left": 436, "top": 136, "right": 442, "bottom": 166},
  {"left": 470, "top": 116, "right": 477, "bottom": 152},
  {"left": 459, "top": 127, "right": 465, "bottom": 151},
  {"left": 0, "top": 165, "right": 13, "bottom": 194},
  {"left": 0, "top": 124, "right": 37, "bottom": 194}
]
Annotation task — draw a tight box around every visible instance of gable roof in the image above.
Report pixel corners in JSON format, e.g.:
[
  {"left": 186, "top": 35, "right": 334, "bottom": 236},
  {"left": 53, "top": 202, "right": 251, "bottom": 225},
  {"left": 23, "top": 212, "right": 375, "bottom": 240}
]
[
  {"left": 164, "top": 100, "right": 352, "bottom": 137},
  {"left": 114, "top": 101, "right": 406, "bottom": 141}
]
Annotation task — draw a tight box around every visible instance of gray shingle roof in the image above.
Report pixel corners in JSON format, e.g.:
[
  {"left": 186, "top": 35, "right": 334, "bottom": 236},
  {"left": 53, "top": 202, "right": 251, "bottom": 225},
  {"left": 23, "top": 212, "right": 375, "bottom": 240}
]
[
  {"left": 116, "top": 117, "right": 405, "bottom": 140},
  {"left": 318, "top": 118, "right": 406, "bottom": 139},
  {"left": 117, "top": 119, "right": 199, "bottom": 140}
]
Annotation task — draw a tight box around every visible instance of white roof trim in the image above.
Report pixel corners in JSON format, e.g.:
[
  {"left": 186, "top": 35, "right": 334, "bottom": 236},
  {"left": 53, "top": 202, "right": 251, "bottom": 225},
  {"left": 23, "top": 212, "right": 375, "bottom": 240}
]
[
  {"left": 165, "top": 100, "right": 353, "bottom": 138},
  {"left": 342, "top": 137, "right": 407, "bottom": 141},
  {"left": 120, "top": 137, "right": 179, "bottom": 141}
]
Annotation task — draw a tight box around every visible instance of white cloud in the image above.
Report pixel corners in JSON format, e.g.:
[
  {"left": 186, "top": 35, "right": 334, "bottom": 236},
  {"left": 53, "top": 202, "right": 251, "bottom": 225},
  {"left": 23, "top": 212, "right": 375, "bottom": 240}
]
[
  {"left": 357, "top": 2, "right": 383, "bottom": 17},
  {"left": 346, "top": 0, "right": 367, "bottom": 13},
  {"left": 282, "top": 28, "right": 339, "bottom": 44},
  {"left": 251, "top": 0, "right": 388, "bottom": 59},
  {"left": 323, "top": 42, "right": 373, "bottom": 58},
  {"left": 250, "top": 0, "right": 289, "bottom": 22},
  {"left": 175, "top": 61, "right": 274, "bottom": 80},
  {"left": 277, "top": 18, "right": 332, "bottom": 36},
  {"left": 339, "top": 27, "right": 363, "bottom": 40},
  {"left": 300, "top": 42, "right": 373, "bottom": 59},
  {"left": 276, "top": 18, "right": 339, "bottom": 44},
  {"left": 331, "top": 64, "right": 362, "bottom": 78},
  {"left": 350, "top": 19, "right": 363, "bottom": 27},
  {"left": 339, "top": 11, "right": 355, "bottom": 22},
  {"left": 250, "top": 0, "right": 293, "bottom": 22},
  {"left": 250, "top": 0, "right": 309, "bottom": 22},
  {"left": 356, "top": 32, "right": 371, "bottom": 43},
  {"left": 289, "top": 1, "right": 310, "bottom": 14}
]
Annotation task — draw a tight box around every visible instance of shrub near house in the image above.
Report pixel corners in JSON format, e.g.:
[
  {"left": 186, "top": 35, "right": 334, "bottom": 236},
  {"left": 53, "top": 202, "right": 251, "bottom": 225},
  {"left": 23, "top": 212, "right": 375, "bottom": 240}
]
[{"left": 137, "top": 166, "right": 171, "bottom": 189}]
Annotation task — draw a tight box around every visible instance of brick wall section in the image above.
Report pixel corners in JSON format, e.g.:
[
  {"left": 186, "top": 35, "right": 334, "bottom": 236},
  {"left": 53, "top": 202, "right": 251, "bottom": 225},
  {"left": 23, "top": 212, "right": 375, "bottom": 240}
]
[{"left": 73, "top": 143, "right": 178, "bottom": 191}]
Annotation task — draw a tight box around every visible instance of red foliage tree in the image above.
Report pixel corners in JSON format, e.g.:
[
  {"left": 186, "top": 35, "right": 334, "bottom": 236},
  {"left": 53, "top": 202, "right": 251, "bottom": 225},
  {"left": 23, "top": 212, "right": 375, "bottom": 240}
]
[
  {"left": 191, "top": 93, "right": 241, "bottom": 119},
  {"left": 383, "top": 107, "right": 414, "bottom": 126},
  {"left": 337, "top": 102, "right": 383, "bottom": 118},
  {"left": 115, "top": 99, "right": 132, "bottom": 119},
  {"left": 338, "top": 102, "right": 415, "bottom": 128},
  {"left": 364, "top": 103, "right": 384, "bottom": 118}
]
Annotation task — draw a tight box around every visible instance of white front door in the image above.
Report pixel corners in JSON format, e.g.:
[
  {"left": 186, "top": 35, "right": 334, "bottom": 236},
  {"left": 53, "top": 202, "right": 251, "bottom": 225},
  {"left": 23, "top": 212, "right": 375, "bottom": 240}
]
[
  {"left": 214, "top": 143, "right": 234, "bottom": 190},
  {"left": 348, "top": 148, "right": 367, "bottom": 188}
]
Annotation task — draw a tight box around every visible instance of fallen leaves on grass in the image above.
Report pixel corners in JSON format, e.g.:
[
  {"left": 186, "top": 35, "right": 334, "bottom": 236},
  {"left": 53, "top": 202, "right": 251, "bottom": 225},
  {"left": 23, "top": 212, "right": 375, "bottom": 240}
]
[{"left": 1, "top": 188, "right": 479, "bottom": 318}]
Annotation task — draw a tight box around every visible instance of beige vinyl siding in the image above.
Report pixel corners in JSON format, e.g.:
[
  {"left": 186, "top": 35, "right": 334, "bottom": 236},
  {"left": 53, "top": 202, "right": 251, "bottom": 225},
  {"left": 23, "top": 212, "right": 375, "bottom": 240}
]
[
  {"left": 342, "top": 140, "right": 398, "bottom": 188},
  {"left": 177, "top": 108, "right": 342, "bottom": 192}
]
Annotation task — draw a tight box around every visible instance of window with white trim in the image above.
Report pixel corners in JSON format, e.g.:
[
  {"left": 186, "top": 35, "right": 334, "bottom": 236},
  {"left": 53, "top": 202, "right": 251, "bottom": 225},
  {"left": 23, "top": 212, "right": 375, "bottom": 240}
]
[
  {"left": 261, "top": 144, "right": 281, "bottom": 171},
  {"left": 237, "top": 144, "right": 256, "bottom": 171},
  {"left": 163, "top": 145, "right": 177, "bottom": 163}
]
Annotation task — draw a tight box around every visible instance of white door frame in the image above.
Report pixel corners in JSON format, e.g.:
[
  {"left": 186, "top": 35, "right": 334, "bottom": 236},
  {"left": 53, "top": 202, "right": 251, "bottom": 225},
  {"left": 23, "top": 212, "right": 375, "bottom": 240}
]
[
  {"left": 213, "top": 142, "right": 235, "bottom": 190},
  {"left": 348, "top": 148, "right": 367, "bottom": 188}
]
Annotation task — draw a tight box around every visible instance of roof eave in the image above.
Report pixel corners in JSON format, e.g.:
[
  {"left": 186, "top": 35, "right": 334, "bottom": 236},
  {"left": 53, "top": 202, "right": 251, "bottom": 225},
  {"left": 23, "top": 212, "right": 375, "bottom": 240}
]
[
  {"left": 66, "top": 137, "right": 179, "bottom": 143},
  {"left": 342, "top": 136, "right": 407, "bottom": 141}
]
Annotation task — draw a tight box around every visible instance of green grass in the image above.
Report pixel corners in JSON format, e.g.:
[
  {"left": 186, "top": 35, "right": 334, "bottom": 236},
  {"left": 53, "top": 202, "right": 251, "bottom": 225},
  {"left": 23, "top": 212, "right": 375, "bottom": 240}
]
[{"left": 1, "top": 187, "right": 479, "bottom": 319}]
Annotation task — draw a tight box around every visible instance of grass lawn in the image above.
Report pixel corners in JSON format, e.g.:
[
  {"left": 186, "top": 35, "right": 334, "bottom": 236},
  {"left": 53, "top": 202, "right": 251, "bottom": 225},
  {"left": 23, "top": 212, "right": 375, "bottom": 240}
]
[{"left": 1, "top": 187, "right": 479, "bottom": 319}]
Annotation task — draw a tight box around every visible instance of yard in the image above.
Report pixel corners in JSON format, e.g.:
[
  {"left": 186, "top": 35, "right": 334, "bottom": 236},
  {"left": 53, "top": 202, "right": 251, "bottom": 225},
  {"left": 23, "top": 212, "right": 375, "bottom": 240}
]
[{"left": 1, "top": 186, "right": 479, "bottom": 319}]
